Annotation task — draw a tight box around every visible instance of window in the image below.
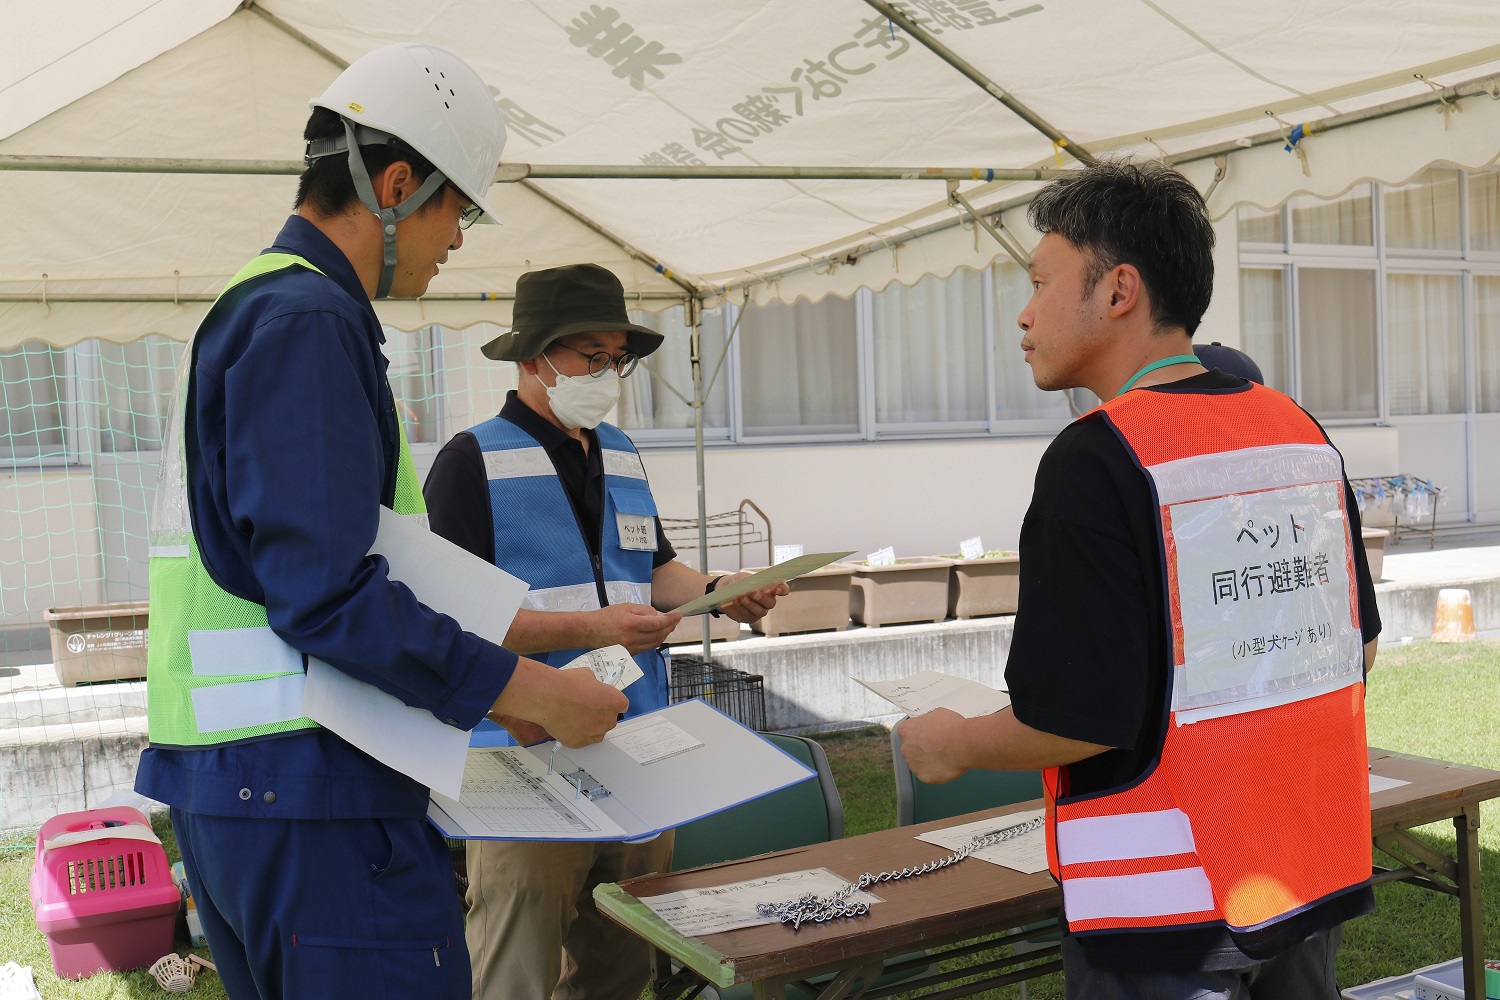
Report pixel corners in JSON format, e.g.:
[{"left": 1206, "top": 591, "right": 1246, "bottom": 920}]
[
  {"left": 1289, "top": 184, "right": 1373, "bottom": 246},
  {"left": 1476, "top": 276, "right": 1500, "bottom": 413},
  {"left": 991, "top": 261, "right": 1074, "bottom": 421},
  {"left": 383, "top": 326, "right": 440, "bottom": 444},
  {"left": 737, "top": 296, "right": 859, "bottom": 438},
  {"left": 1385, "top": 274, "right": 1462, "bottom": 415},
  {"left": 1239, "top": 268, "right": 1289, "bottom": 392},
  {"left": 1296, "top": 268, "right": 1377, "bottom": 419},
  {"left": 1468, "top": 171, "right": 1500, "bottom": 254},
  {"left": 93, "top": 336, "right": 184, "bottom": 453},
  {"left": 1237, "top": 204, "right": 1283, "bottom": 245},
  {"left": 871, "top": 271, "right": 984, "bottom": 426},
  {"left": 1383, "top": 167, "right": 1461, "bottom": 253},
  {"left": 0, "top": 342, "right": 68, "bottom": 464},
  {"left": 619, "top": 306, "right": 730, "bottom": 434}
]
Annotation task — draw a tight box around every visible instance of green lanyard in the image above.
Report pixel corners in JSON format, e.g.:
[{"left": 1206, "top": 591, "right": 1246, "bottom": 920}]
[{"left": 1116, "top": 354, "right": 1201, "bottom": 396}]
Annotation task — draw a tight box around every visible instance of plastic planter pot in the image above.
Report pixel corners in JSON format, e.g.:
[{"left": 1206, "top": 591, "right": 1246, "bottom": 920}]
[
  {"left": 850, "top": 557, "right": 954, "bottom": 628},
  {"left": 748, "top": 562, "right": 857, "bottom": 638},
  {"left": 947, "top": 553, "right": 1020, "bottom": 619}
]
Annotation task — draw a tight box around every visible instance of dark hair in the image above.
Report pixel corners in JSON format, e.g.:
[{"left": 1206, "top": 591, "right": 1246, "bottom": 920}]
[
  {"left": 1028, "top": 160, "right": 1214, "bottom": 335},
  {"left": 296, "top": 106, "right": 440, "bottom": 216}
]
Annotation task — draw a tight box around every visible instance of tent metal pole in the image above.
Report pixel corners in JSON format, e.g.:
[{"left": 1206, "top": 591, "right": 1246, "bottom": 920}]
[
  {"left": 687, "top": 297, "right": 714, "bottom": 654},
  {"left": 948, "top": 184, "right": 1031, "bottom": 268},
  {"left": 0, "top": 155, "right": 1066, "bottom": 183},
  {"left": 860, "top": 0, "right": 1097, "bottom": 166},
  {"left": 0, "top": 291, "right": 689, "bottom": 304}
]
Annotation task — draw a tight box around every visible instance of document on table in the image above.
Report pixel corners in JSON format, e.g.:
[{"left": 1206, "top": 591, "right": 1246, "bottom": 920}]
[
  {"left": 302, "top": 506, "right": 531, "bottom": 798},
  {"left": 670, "top": 551, "right": 856, "bottom": 616},
  {"left": 640, "top": 867, "right": 883, "bottom": 937},
  {"left": 1369, "top": 773, "right": 1411, "bottom": 794},
  {"left": 427, "top": 700, "right": 815, "bottom": 841},
  {"left": 855, "top": 670, "right": 1011, "bottom": 718},
  {"left": 916, "top": 809, "right": 1048, "bottom": 874}
]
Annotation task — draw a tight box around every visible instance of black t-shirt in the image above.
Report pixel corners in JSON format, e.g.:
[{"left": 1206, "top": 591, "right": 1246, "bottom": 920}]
[
  {"left": 1004, "top": 371, "right": 1381, "bottom": 972},
  {"left": 422, "top": 390, "right": 676, "bottom": 569}
]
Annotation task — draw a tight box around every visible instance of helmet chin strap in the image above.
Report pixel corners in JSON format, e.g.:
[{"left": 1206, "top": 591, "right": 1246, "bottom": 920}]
[{"left": 340, "top": 119, "right": 448, "bottom": 299}]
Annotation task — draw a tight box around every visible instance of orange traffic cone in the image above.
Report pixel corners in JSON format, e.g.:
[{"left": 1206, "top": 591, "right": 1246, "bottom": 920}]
[{"left": 1432, "top": 588, "right": 1477, "bottom": 643}]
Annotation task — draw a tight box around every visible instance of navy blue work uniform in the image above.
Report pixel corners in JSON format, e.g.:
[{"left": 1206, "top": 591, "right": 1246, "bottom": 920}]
[{"left": 135, "top": 216, "right": 515, "bottom": 999}]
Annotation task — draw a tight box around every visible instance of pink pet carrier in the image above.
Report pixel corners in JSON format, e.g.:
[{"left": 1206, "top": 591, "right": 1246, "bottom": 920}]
[{"left": 29, "top": 806, "right": 181, "bottom": 978}]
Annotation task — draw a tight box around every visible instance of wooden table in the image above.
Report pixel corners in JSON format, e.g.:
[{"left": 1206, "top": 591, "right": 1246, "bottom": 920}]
[{"left": 595, "top": 748, "right": 1500, "bottom": 999}]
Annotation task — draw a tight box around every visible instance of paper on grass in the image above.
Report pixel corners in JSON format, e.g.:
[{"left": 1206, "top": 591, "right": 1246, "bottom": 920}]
[
  {"left": 855, "top": 670, "right": 1011, "bottom": 718},
  {"left": 670, "top": 551, "right": 855, "bottom": 616},
  {"left": 640, "top": 867, "right": 883, "bottom": 937},
  {"left": 915, "top": 809, "right": 1048, "bottom": 874},
  {"left": 303, "top": 507, "right": 530, "bottom": 798}
]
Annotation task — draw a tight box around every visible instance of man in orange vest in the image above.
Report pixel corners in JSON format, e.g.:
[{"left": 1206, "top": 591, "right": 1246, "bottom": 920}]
[{"left": 899, "top": 160, "right": 1381, "bottom": 998}]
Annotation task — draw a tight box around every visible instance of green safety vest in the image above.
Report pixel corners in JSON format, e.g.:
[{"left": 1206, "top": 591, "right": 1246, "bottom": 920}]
[{"left": 146, "top": 253, "right": 427, "bottom": 747}]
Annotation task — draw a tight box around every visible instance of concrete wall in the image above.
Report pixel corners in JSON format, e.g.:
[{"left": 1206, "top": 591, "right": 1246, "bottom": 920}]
[{"left": 640, "top": 436, "right": 1051, "bottom": 572}]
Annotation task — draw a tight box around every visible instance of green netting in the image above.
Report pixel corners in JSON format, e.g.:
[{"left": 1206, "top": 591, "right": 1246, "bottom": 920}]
[{"left": 0, "top": 324, "right": 524, "bottom": 833}]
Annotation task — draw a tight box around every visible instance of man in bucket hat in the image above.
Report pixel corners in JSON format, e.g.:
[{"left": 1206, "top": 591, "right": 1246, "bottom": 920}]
[{"left": 425, "top": 263, "right": 787, "bottom": 1000}]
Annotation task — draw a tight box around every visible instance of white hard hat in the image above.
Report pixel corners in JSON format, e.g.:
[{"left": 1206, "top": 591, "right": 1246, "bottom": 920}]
[{"left": 311, "top": 42, "right": 507, "bottom": 225}]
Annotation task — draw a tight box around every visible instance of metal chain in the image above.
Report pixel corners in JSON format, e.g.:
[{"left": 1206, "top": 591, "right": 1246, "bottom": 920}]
[{"left": 755, "top": 815, "right": 1044, "bottom": 930}]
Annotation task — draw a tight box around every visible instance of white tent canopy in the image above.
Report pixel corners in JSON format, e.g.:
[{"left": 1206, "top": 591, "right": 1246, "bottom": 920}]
[{"left": 4, "top": 0, "right": 1500, "bottom": 348}]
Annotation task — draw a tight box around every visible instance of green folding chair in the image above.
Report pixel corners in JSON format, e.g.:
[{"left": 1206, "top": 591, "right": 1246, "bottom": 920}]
[
  {"left": 667, "top": 733, "right": 931, "bottom": 999},
  {"left": 891, "top": 721, "right": 1060, "bottom": 998},
  {"left": 671, "top": 733, "right": 842, "bottom": 871}
]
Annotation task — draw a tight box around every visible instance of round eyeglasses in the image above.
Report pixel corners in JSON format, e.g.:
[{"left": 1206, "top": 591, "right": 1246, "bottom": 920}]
[{"left": 551, "top": 343, "right": 640, "bottom": 378}]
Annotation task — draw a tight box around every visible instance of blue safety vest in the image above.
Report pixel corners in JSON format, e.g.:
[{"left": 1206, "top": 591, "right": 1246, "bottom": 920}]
[{"left": 467, "top": 416, "right": 667, "bottom": 746}]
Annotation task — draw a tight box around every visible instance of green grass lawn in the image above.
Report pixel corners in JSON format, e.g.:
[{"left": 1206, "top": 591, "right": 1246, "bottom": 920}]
[{"left": 2, "top": 637, "right": 1496, "bottom": 998}]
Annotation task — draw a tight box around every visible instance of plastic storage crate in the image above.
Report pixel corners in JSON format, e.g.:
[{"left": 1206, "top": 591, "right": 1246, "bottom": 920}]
[
  {"left": 30, "top": 807, "right": 180, "bottom": 978},
  {"left": 668, "top": 655, "right": 766, "bottom": 731}
]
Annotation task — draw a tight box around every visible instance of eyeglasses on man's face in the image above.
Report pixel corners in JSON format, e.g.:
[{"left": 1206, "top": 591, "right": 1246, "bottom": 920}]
[
  {"left": 551, "top": 343, "right": 640, "bottom": 378},
  {"left": 446, "top": 184, "right": 483, "bottom": 230}
]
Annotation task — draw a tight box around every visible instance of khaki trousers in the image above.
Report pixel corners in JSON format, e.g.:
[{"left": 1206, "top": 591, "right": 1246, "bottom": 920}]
[{"left": 465, "top": 831, "right": 676, "bottom": 1000}]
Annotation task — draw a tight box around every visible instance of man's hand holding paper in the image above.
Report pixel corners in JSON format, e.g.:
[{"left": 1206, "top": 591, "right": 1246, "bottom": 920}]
[
  {"left": 709, "top": 570, "right": 790, "bottom": 623},
  {"left": 491, "top": 657, "right": 628, "bottom": 749}
]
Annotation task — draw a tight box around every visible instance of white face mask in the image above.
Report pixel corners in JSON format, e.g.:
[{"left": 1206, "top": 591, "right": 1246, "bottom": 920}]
[{"left": 538, "top": 353, "right": 621, "bottom": 430}]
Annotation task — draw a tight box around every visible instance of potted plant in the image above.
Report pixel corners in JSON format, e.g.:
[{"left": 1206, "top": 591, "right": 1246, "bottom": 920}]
[
  {"left": 747, "top": 561, "right": 858, "bottom": 638},
  {"left": 944, "top": 550, "right": 1021, "bottom": 620},
  {"left": 850, "top": 557, "right": 953, "bottom": 628}
]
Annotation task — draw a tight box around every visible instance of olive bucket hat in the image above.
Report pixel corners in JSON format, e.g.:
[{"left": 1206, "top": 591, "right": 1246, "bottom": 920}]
[{"left": 480, "top": 264, "right": 664, "bottom": 361}]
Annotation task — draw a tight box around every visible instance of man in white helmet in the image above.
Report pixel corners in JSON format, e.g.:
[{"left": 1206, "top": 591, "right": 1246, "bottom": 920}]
[{"left": 134, "top": 43, "right": 627, "bottom": 1000}]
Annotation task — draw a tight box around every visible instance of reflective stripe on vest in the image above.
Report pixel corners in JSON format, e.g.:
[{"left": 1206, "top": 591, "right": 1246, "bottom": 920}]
[
  {"left": 1045, "top": 383, "right": 1370, "bottom": 937},
  {"left": 146, "top": 253, "right": 427, "bottom": 747},
  {"left": 467, "top": 415, "right": 667, "bottom": 746}
]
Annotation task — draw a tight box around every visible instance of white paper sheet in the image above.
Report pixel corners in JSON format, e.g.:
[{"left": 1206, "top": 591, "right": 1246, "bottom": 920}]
[
  {"left": 1369, "top": 773, "right": 1411, "bottom": 794},
  {"left": 563, "top": 644, "right": 644, "bottom": 689},
  {"left": 640, "top": 867, "right": 882, "bottom": 937},
  {"left": 915, "top": 809, "right": 1049, "bottom": 874},
  {"left": 606, "top": 714, "right": 705, "bottom": 765},
  {"left": 855, "top": 670, "right": 1011, "bottom": 718},
  {"left": 302, "top": 507, "right": 531, "bottom": 797},
  {"left": 670, "top": 551, "right": 855, "bottom": 616},
  {"left": 430, "top": 746, "right": 627, "bottom": 839}
]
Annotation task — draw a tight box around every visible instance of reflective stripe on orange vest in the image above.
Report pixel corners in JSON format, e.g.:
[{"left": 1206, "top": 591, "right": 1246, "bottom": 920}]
[{"left": 1045, "top": 382, "right": 1370, "bottom": 936}]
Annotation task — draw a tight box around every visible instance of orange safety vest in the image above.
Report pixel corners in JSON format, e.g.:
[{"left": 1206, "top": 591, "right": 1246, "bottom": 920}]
[{"left": 1044, "top": 382, "right": 1370, "bottom": 938}]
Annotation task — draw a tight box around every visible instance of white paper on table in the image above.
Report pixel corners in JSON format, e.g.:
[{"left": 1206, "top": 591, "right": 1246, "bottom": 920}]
[
  {"left": 640, "top": 867, "right": 883, "bottom": 937},
  {"left": 915, "top": 809, "right": 1048, "bottom": 874},
  {"left": 606, "top": 714, "right": 705, "bottom": 765},
  {"left": 670, "top": 551, "right": 855, "bottom": 616},
  {"left": 302, "top": 507, "right": 531, "bottom": 797},
  {"left": 563, "top": 645, "right": 644, "bottom": 690},
  {"left": 1369, "top": 773, "right": 1410, "bottom": 794},
  {"left": 854, "top": 670, "right": 1011, "bottom": 718}
]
